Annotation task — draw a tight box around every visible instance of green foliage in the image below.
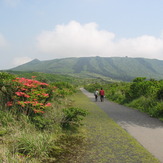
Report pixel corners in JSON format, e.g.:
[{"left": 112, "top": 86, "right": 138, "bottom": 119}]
[
  {"left": 132, "top": 77, "right": 146, "bottom": 82},
  {"left": 125, "top": 77, "right": 159, "bottom": 101},
  {"left": 61, "top": 107, "right": 88, "bottom": 129},
  {"left": 151, "top": 102, "right": 163, "bottom": 118},
  {"left": 157, "top": 84, "right": 163, "bottom": 100},
  {"left": 7, "top": 70, "right": 80, "bottom": 84},
  {"left": 0, "top": 75, "right": 55, "bottom": 116},
  {"left": 104, "top": 82, "right": 130, "bottom": 104},
  {"left": 30, "top": 115, "right": 52, "bottom": 130},
  {"left": 85, "top": 77, "right": 163, "bottom": 118},
  {"left": 10, "top": 57, "right": 163, "bottom": 81},
  {"left": 84, "top": 82, "right": 103, "bottom": 93},
  {"left": 0, "top": 128, "right": 7, "bottom": 136},
  {"left": 71, "top": 89, "right": 159, "bottom": 163},
  {"left": 0, "top": 98, "right": 87, "bottom": 162},
  {"left": 127, "top": 97, "right": 163, "bottom": 118},
  {"left": 0, "top": 72, "right": 88, "bottom": 162},
  {"left": 0, "top": 72, "right": 83, "bottom": 129},
  {"left": 127, "top": 96, "right": 156, "bottom": 112},
  {"left": 13, "top": 133, "right": 51, "bottom": 158},
  {"left": 0, "top": 72, "right": 17, "bottom": 108},
  {"left": 0, "top": 110, "right": 15, "bottom": 126},
  {"left": 54, "top": 82, "right": 76, "bottom": 97}
]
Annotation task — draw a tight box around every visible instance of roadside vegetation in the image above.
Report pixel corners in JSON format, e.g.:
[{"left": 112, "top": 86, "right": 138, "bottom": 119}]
[
  {"left": 0, "top": 72, "right": 87, "bottom": 162},
  {"left": 5, "top": 70, "right": 110, "bottom": 87},
  {"left": 84, "top": 77, "right": 163, "bottom": 120},
  {"left": 0, "top": 71, "right": 161, "bottom": 162},
  {"left": 69, "top": 89, "right": 159, "bottom": 162}
]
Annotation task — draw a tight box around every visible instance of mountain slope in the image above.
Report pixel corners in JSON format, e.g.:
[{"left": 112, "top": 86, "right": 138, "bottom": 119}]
[{"left": 10, "top": 57, "right": 163, "bottom": 81}]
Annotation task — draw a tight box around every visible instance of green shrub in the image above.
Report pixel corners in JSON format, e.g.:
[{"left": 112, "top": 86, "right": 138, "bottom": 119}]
[
  {"left": 61, "top": 107, "right": 88, "bottom": 129},
  {"left": 0, "top": 110, "right": 14, "bottom": 126},
  {"left": 0, "top": 72, "right": 16, "bottom": 108},
  {"left": 30, "top": 115, "right": 52, "bottom": 130},
  {"left": 149, "top": 102, "right": 163, "bottom": 118},
  {"left": 157, "top": 87, "right": 163, "bottom": 101},
  {"left": 84, "top": 83, "right": 102, "bottom": 93},
  {"left": 127, "top": 96, "right": 159, "bottom": 117}
]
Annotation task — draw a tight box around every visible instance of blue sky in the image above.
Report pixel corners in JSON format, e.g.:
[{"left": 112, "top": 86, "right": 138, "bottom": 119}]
[{"left": 0, "top": 0, "right": 163, "bottom": 69}]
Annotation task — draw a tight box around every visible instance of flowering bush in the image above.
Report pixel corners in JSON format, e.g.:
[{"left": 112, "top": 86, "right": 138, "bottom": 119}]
[
  {"left": 0, "top": 73, "right": 56, "bottom": 116},
  {"left": 61, "top": 107, "right": 88, "bottom": 129},
  {"left": 11, "top": 77, "right": 56, "bottom": 116},
  {"left": 0, "top": 73, "right": 77, "bottom": 115}
]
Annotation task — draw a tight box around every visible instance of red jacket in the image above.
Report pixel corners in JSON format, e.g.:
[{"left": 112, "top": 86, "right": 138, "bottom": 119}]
[{"left": 100, "top": 90, "right": 105, "bottom": 96}]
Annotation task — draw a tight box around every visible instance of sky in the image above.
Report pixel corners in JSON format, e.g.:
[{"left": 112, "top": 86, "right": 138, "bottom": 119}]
[{"left": 0, "top": 0, "right": 163, "bottom": 70}]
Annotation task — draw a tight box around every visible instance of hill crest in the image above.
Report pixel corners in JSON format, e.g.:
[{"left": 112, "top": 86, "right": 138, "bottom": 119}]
[{"left": 10, "top": 56, "right": 163, "bottom": 81}]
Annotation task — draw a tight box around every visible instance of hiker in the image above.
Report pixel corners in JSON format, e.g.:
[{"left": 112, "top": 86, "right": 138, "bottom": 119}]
[
  {"left": 94, "top": 89, "right": 99, "bottom": 102},
  {"left": 99, "top": 88, "right": 105, "bottom": 102}
]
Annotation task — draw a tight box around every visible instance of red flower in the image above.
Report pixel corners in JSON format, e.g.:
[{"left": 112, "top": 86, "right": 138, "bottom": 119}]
[
  {"left": 24, "top": 101, "right": 31, "bottom": 104},
  {"left": 7, "top": 101, "right": 13, "bottom": 106},
  {"left": 42, "top": 93, "right": 49, "bottom": 97},
  {"left": 45, "top": 103, "right": 51, "bottom": 107},
  {"left": 15, "top": 92, "right": 25, "bottom": 96},
  {"left": 24, "top": 94, "right": 30, "bottom": 98},
  {"left": 33, "top": 109, "right": 45, "bottom": 114}
]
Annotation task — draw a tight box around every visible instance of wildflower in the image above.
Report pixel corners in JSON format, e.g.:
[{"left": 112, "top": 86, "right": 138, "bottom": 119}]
[
  {"left": 24, "top": 94, "right": 30, "bottom": 98},
  {"left": 24, "top": 101, "right": 31, "bottom": 104},
  {"left": 6, "top": 101, "right": 13, "bottom": 106},
  {"left": 45, "top": 103, "right": 51, "bottom": 107},
  {"left": 15, "top": 92, "right": 25, "bottom": 96},
  {"left": 40, "top": 82, "right": 49, "bottom": 86},
  {"left": 42, "top": 93, "right": 49, "bottom": 97},
  {"left": 33, "top": 109, "right": 45, "bottom": 114},
  {"left": 17, "top": 101, "right": 25, "bottom": 107}
]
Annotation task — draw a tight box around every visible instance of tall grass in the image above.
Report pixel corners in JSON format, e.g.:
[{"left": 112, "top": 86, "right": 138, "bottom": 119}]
[
  {"left": 0, "top": 72, "right": 88, "bottom": 162},
  {"left": 0, "top": 98, "right": 87, "bottom": 162}
]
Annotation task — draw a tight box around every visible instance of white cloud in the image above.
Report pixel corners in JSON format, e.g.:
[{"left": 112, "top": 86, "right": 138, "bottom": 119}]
[
  {"left": 13, "top": 57, "right": 32, "bottom": 66},
  {"left": 36, "top": 21, "right": 163, "bottom": 60},
  {"left": 0, "top": 33, "right": 7, "bottom": 47},
  {"left": 115, "top": 35, "right": 163, "bottom": 59}
]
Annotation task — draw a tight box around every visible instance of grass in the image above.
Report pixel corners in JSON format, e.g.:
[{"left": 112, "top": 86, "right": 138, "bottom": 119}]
[
  {"left": 71, "top": 90, "right": 160, "bottom": 163},
  {"left": 0, "top": 96, "right": 87, "bottom": 163},
  {"left": 0, "top": 90, "right": 160, "bottom": 163}
]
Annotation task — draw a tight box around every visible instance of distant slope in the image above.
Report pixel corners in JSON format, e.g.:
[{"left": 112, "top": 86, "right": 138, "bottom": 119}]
[{"left": 10, "top": 57, "right": 163, "bottom": 81}]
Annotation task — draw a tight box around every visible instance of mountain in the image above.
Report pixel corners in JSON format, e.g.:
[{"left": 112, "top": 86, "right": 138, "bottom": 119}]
[{"left": 10, "top": 57, "right": 163, "bottom": 81}]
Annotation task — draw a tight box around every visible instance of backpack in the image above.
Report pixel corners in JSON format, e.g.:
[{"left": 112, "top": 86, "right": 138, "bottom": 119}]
[{"left": 94, "top": 91, "right": 98, "bottom": 96}]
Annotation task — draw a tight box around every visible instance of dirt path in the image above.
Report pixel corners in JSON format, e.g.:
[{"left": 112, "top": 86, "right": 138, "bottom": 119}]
[{"left": 80, "top": 88, "right": 163, "bottom": 163}]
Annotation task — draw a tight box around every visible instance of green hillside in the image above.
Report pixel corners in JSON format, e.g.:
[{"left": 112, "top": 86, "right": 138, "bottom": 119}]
[{"left": 10, "top": 57, "right": 163, "bottom": 81}]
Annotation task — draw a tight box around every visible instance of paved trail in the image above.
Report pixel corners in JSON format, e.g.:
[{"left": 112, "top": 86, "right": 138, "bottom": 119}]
[{"left": 80, "top": 88, "right": 163, "bottom": 163}]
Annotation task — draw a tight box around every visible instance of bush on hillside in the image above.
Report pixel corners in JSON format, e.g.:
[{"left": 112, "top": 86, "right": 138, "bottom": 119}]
[
  {"left": 61, "top": 107, "right": 88, "bottom": 130},
  {"left": 84, "top": 77, "right": 163, "bottom": 118}
]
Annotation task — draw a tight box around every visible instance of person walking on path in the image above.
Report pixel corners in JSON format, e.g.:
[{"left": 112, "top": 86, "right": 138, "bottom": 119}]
[
  {"left": 94, "top": 89, "right": 99, "bottom": 102},
  {"left": 99, "top": 88, "right": 105, "bottom": 102},
  {"left": 80, "top": 88, "right": 163, "bottom": 162}
]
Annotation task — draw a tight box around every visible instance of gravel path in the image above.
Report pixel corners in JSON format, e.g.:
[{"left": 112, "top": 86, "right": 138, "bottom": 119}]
[{"left": 80, "top": 88, "right": 163, "bottom": 163}]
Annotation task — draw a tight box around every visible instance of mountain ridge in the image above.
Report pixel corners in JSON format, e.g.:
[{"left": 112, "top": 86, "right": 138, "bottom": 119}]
[{"left": 10, "top": 56, "right": 163, "bottom": 81}]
